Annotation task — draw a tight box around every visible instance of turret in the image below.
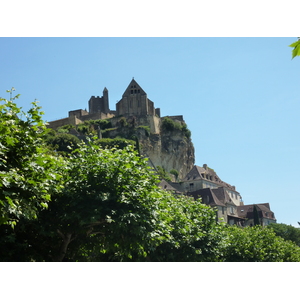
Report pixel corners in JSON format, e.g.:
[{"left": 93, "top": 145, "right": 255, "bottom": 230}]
[{"left": 88, "top": 87, "right": 110, "bottom": 115}]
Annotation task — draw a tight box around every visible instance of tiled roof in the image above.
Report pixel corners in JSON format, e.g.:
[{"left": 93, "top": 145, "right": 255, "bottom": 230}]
[
  {"left": 188, "top": 188, "right": 225, "bottom": 207},
  {"left": 183, "top": 165, "right": 237, "bottom": 191},
  {"left": 237, "top": 204, "right": 276, "bottom": 220},
  {"left": 183, "top": 165, "right": 205, "bottom": 181},
  {"left": 211, "top": 187, "right": 236, "bottom": 206},
  {"left": 158, "top": 179, "right": 178, "bottom": 191},
  {"left": 158, "top": 180, "right": 182, "bottom": 194}
]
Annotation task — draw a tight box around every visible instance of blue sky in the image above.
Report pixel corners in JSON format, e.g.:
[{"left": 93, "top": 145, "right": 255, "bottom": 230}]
[{"left": 1, "top": 37, "right": 300, "bottom": 226}]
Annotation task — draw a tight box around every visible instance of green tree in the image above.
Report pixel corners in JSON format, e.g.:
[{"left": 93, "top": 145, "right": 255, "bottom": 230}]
[
  {"left": 0, "top": 90, "right": 64, "bottom": 227},
  {"left": 0, "top": 138, "right": 228, "bottom": 262},
  {"left": 1, "top": 141, "right": 163, "bottom": 261},
  {"left": 156, "top": 165, "right": 172, "bottom": 181},
  {"left": 268, "top": 223, "right": 300, "bottom": 246},
  {"left": 147, "top": 194, "right": 227, "bottom": 262},
  {"left": 170, "top": 169, "right": 179, "bottom": 181},
  {"left": 45, "top": 132, "right": 81, "bottom": 154},
  {"left": 289, "top": 38, "right": 300, "bottom": 59},
  {"left": 95, "top": 137, "right": 135, "bottom": 150},
  {"left": 223, "top": 225, "right": 300, "bottom": 262}
]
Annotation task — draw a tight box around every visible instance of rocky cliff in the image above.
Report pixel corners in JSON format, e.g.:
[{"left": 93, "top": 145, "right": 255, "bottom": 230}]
[
  {"left": 103, "top": 116, "right": 195, "bottom": 181},
  {"left": 142, "top": 130, "right": 195, "bottom": 181}
]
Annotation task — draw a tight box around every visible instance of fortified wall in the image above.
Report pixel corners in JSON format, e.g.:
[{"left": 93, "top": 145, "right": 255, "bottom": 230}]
[{"left": 48, "top": 79, "right": 159, "bottom": 133}]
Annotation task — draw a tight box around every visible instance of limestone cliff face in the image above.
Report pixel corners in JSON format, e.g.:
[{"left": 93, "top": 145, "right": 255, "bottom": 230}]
[
  {"left": 103, "top": 115, "right": 195, "bottom": 181},
  {"left": 138, "top": 129, "right": 195, "bottom": 181}
]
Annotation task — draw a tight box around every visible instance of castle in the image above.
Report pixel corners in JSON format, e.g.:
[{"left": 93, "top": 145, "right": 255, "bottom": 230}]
[
  {"left": 48, "top": 78, "right": 162, "bottom": 134},
  {"left": 48, "top": 79, "right": 277, "bottom": 227}
]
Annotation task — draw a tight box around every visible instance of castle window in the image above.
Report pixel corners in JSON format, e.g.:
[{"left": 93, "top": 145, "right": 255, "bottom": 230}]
[
  {"left": 131, "top": 90, "right": 133, "bottom": 94},
  {"left": 134, "top": 89, "right": 137, "bottom": 94},
  {"left": 138, "top": 89, "right": 140, "bottom": 93}
]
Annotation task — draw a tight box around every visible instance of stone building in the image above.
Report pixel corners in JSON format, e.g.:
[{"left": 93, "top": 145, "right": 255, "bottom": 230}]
[
  {"left": 162, "top": 164, "right": 276, "bottom": 227},
  {"left": 116, "top": 79, "right": 160, "bottom": 117},
  {"left": 89, "top": 87, "right": 110, "bottom": 115},
  {"left": 47, "top": 79, "right": 160, "bottom": 131}
]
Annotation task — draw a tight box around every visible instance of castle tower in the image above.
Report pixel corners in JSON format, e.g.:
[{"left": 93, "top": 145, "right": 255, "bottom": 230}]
[
  {"left": 116, "top": 79, "right": 155, "bottom": 116},
  {"left": 88, "top": 87, "right": 109, "bottom": 115}
]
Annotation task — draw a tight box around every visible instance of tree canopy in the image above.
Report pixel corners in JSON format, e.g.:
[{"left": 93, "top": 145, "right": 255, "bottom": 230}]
[{"left": 0, "top": 90, "right": 64, "bottom": 227}]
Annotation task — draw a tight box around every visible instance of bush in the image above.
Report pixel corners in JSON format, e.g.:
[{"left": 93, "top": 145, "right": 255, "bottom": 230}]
[
  {"left": 223, "top": 225, "right": 300, "bottom": 262},
  {"left": 45, "top": 133, "right": 81, "bottom": 154},
  {"left": 162, "top": 117, "right": 191, "bottom": 139},
  {"left": 95, "top": 138, "right": 135, "bottom": 149}
]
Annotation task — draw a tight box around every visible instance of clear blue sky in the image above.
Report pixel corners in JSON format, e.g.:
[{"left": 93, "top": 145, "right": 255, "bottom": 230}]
[{"left": 1, "top": 37, "right": 300, "bottom": 226}]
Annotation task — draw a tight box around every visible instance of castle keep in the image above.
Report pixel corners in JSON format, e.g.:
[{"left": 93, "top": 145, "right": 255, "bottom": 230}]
[{"left": 48, "top": 79, "right": 160, "bottom": 132}]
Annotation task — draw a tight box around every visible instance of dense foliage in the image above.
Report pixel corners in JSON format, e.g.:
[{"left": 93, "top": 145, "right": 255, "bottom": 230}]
[
  {"left": 1, "top": 93, "right": 300, "bottom": 262},
  {"left": 161, "top": 117, "right": 191, "bottom": 139},
  {"left": 0, "top": 91, "right": 63, "bottom": 226},
  {"left": 268, "top": 223, "right": 300, "bottom": 246},
  {"left": 223, "top": 225, "right": 300, "bottom": 262},
  {"left": 45, "top": 131, "right": 81, "bottom": 154}
]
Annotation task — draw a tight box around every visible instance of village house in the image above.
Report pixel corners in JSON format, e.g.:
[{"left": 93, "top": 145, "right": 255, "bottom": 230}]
[{"left": 160, "top": 164, "right": 277, "bottom": 226}]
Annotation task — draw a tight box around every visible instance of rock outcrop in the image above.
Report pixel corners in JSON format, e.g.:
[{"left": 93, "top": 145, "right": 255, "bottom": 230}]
[{"left": 103, "top": 115, "right": 195, "bottom": 181}]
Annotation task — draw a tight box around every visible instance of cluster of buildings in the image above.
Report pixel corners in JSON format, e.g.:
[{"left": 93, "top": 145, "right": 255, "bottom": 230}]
[
  {"left": 159, "top": 164, "right": 276, "bottom": 226},
  {"left": 48, "top": 78, "right": 277, "bottom": 227}
]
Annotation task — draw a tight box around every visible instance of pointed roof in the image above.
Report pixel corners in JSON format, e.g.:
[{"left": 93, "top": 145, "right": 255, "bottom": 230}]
[
  {"left": 183, "top": 165, "right": 205, "bottom": 181},
  {"left": 188, "top": 188, "right": 225, "bottom": 207},
  {"left": 183, "top": 164, "right": 237, "bottom": 191},
  {"left": 122, "top": 79, "right": 147, "bottom": 97},
  {"left": 237, "top": 203, "right": 276, "bottom": 220},
  {"left": 158, "top": 180, "right": 182, "bottom": 194},
  {"left": 211, "top": 187, "right": 235, "bottom": 206}
]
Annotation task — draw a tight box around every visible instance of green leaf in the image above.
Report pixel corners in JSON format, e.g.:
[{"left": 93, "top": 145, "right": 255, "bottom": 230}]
[{"left": 289, "top": 40, "right": 300, "bottom": 59}]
